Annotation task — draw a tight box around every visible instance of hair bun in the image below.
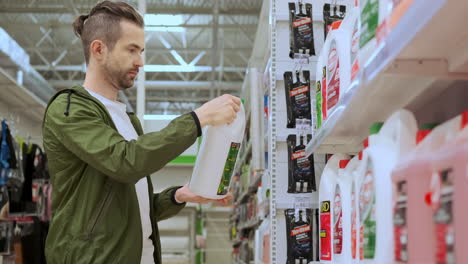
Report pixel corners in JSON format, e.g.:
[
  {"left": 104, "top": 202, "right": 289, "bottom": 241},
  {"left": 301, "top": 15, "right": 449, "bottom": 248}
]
[{"left": 72, "top": 14, "right": 89, "bottom": 37}]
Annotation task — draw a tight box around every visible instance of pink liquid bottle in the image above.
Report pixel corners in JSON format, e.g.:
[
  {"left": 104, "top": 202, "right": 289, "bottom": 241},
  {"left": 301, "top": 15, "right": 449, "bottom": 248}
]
[
  {"left": 391, "top": 124, "right": 436, "bottom": 264},
  {"left": 392, "top": 111, "right": 467, "bottom": 264},
  {"left": 427, "top": 110, "right": 468, "bottom": 264}
]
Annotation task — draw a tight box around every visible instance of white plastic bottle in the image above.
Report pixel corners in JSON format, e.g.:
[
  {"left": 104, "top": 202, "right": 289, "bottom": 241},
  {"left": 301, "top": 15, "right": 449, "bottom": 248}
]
[
  {"left": 189, "top": 104, "right": 246, "bottom": 199},
  {"left": 352, "top": 151, "right": 365, "bottom": 264},
  {"left": 315, "top": 30, "right": 332, "bottom": 129},
  {"left": 335, "top": 156, "right": 360, "bottom": 264},
  {"left": 357, "top": 109, "right": 417, "bottom": 264},
  {"left": 325, "top": 21, "right": 345, "bottom": 118},
  {"left": 324, "top": 6, "right": 360, "bottom": 119},
  {"left": 340, "top": 3, "right": 361, "bottom": 85},
  {"left": 319, "top": 153, "right": 350, "bottom": 263},
  {"left": 359, "top": 0, "right": 391, "bottom": 67}
]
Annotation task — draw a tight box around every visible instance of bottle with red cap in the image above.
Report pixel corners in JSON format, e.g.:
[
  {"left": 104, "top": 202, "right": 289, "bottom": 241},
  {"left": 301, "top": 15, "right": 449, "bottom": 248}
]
[
  {"left": 319, "top": 153, "right": 350, "bottom": 263},
  {"left": 391, "top": 110, "right": 468, "bottom": 264},
  {"left": 427, "top": 110, "right": 468, "bottom": 264},
  {"left": 335, "top": 156, "right": 360, "bottom": 264},
  {"left": 357, "top": 109, "right": 418, "bottom": 264},
  {"left": 325, "top": 20, "right": 347, "bottom": 119},
  {"left": 391, "top": 122, "right": 438, "bottom": 264},
  {"left": 351, "top": 122, "right": 383, "bottom": 263}
]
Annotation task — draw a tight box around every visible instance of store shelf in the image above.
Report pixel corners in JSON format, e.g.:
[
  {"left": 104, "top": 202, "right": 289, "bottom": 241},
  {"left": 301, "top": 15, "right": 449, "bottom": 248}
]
[
  {"left": 236, "top": 190, "right": 251, "bottom": 205},
  {"left": 235, "top": 170, "right": 263, "bottom": 205},
  {"left": 238, "top": 218, "right": 262, "bottom": 231},
  {"left": 232, "top": 239, "right": 243, "bottom": 248},
  {"left": 0, "top": 67, "right": 46, "bottom": 122},
  {"left": 306, "top": 0, "right": 467, "bottom": 156},
  {"left": 247, "top": 171, "right": 263, "bottom": 194},
  {"left": 234, "top": 141, "right": 252, "bottom": 176}
]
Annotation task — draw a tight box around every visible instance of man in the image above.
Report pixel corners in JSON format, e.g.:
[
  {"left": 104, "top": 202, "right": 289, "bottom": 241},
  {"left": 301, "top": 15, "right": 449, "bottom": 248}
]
[{"left": 42, "top": 1, "right": 241, "bottom": 263}]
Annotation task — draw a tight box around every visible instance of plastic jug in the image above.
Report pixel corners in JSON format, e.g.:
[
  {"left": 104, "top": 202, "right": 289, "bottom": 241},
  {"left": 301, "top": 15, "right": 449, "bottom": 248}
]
[
  {"left": 426, "top": 111, "right": 468, "bottom": 264},
  {"left": 319, "top": 153, "right": 350, "bottom": 262},
  {"left": 358, "top": 109, "right": 417, "bottom": 264},
  {"left": 326, "top": 2, "right": 361, "bottom": 103},
  {"left": 325, "top": 21, "right": 345, "bottom": 117},
  {"left": 392, "top": 113, "right": 466, "bottom": 264},
  {"left": 359, "top": 0, "right": 391, "bottom": 67},
  {"left": 346, "top": 156, "right": 361, "bottom": 264},
  {"left": 189, "top": 104, "right": 246, "bottom": 199},
  {"left": 315, "top": 30, "right": 332, "bottom": 129},
  {"left": 347, "top": 5, "right": 361, "bottom": 83},
  {"left": 391, "top": 124, "right": 438, "bottom": 264},
  {"left": 336, "top": 2, "right": 361, "bottom": 84},
  {"left": 335, "top": 156, "right": 360, "bottom": 264},
  {"left": 352, "top": 122, "right": 382, "bottom": 263}
]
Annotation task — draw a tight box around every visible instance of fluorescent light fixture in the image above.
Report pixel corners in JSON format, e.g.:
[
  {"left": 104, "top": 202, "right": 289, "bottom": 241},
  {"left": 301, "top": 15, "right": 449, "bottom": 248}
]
[
  {"left": 144, "top": 14, "right": 184, "bottom": 26},
  {"left": 144, "top": 114, "right": 180, "bottom": 120},
  {"left": 145, "top": 26, "right": 186, "bottom": 33},
  {"left": 144, "top": 65, "right": 245, "bottom": 73},
  {"left": 144, "top": 65, "right": 205, "bottom": 72}
]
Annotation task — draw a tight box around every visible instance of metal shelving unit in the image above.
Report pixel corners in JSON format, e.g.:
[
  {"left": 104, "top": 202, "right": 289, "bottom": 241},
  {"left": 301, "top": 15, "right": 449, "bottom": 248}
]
[{"left": 238, "top": 0, "right": 468, "bottom": 263}]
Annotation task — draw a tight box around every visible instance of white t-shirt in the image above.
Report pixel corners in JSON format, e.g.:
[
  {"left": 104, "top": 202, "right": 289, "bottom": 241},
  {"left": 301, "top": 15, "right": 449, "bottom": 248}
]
[{"left": 86, "top": 89, "right": 153, "bottom": 262}]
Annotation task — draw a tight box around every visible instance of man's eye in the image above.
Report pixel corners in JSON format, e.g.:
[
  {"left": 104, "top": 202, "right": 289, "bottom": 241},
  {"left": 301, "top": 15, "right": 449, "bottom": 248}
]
[{"left": 129, "top": 49, "right": 136, "bottom": 53}]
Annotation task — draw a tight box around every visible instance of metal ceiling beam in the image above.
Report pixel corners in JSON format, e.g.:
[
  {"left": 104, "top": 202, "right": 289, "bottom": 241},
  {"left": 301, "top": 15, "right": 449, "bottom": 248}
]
[
  {"left": 137, "top": 0, "right": 146, "bottom": 120},
  {"left": 210, "top": 0, "right": 220, "bottom": 99},
  {"left": 130, "top": 96, "right": 210, "bottom": 103},
  {"left": 49, "top": 80, "right": 242, "bottom": 91},
  {"left": 33, "top": 64, "right": 245, "bottom": 72},
  {"left": 0, "top": 7, "right": 261, "bottom": 15},
  {"left": 0, "top": 23, "right": 258, "bottom": 30},
  {"left": 25, "top": 47, "right": 252, "bottom": 54}
]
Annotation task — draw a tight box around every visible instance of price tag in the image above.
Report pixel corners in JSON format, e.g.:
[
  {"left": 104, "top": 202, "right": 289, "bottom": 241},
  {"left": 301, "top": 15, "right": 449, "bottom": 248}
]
[{"left": 294, "top": 197, "right": 311, "bottom": 209}]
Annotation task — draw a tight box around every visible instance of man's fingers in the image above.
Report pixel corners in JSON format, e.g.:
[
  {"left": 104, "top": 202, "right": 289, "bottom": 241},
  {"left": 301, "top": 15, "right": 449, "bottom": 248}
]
[
  {"left": 231, "top": 96, "right": 241, "bottom": 106},
  {"left": 231, "top": 101, "right": 240, "bottom": 112}
]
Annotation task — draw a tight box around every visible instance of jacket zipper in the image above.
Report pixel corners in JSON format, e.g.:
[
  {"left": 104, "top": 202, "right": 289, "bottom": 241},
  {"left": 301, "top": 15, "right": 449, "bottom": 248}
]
[{"left": 87, "top": 184, "right": 113, "bottom": 237}]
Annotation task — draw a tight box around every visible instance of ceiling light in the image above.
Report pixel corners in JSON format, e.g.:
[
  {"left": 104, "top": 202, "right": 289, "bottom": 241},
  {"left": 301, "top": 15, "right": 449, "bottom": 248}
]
[{"left": 144, "top": 14, "right": 184, "bottom": 26}]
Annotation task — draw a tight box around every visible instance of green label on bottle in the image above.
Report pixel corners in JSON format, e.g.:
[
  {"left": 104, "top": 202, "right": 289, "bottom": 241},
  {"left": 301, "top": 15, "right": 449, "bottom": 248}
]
[
  {"left": 360, "top": 0, "right": 379, "bottom": 48},
  {"left": 217, "top": 142, "right": 241, "bottom": 195},
  {"left": 316, "top": 80, "right": 322, "bottom": 129},
  {"left": 360, "top": 168, "right": 376, "bottom": 259}
]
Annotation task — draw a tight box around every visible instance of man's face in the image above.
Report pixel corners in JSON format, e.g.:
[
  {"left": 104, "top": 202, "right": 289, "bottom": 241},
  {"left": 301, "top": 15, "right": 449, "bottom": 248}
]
[{"left": 103, "top": 20, "right": 145, "bottom": 90}]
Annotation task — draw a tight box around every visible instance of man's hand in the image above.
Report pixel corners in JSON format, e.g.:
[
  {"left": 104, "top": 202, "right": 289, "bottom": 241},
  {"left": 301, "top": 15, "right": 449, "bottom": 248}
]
[
  {"left": 175, "top": 184, "right": 233, "bottom": 205},
  {"left": 194, "top": 94, "right": 241, "bottom": 127}
]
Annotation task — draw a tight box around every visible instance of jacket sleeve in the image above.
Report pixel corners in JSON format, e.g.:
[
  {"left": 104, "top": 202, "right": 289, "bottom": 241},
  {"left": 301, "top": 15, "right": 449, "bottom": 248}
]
[
  {"left": 43, "top": 94, "right": 198, "bottom": 184},
  {"left": 152, "top": 186, "right": 186, "bottom": 222}
]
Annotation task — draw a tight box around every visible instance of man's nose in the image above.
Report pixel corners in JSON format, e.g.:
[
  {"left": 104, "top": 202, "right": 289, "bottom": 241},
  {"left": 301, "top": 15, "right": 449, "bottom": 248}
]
[{"left": 134, "top": 54, "right": 144, "bottom": 68}]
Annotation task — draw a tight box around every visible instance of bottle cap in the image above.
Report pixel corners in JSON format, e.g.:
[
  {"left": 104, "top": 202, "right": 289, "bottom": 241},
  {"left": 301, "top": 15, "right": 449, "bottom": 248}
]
[
  {"left": 339, "top": 159, "right": 350, "bottom": 169},
  {"left": 424, "top": 192, "right": 432, "bottom": 206},
  {"left": 331, "top": 21, "right": 342, "bottom": 30},
  {"left": 416, "top": 130, "right": 431, "bottom": 144},
  {"left": 363, "top": 138, "right": 369, "bottom": 148},
  {"left": 369, "top": 122, "right": 384, "bottom": 135},
  {"left": 420, "top": 123, "right": 438, "bottom": 130},
  {"left": 461, "top": 110, "right": 468, "bottom": 128}
]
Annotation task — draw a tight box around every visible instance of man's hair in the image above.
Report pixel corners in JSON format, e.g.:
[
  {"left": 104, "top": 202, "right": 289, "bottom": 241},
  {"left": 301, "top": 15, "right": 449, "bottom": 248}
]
[{"left": 72, "top": 1, "right": 144, "bottom": 64}]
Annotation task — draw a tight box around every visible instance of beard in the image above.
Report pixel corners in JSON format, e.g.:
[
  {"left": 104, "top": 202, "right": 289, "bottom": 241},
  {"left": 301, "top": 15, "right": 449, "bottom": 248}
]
[{"left": 103, "top": 60, "right": 137, "bottom": 90}]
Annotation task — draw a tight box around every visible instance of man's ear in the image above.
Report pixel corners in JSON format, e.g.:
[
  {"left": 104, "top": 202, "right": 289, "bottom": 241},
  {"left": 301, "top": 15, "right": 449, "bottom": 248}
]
[{"left": 90, "top": 40, "right": 107, "bottom": 62}]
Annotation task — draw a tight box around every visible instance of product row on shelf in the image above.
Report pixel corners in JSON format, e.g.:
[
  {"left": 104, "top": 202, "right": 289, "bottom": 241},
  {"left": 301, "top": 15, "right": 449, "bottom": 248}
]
[
  {"left": 231, "top": 0, "right": 468, "bottom": 263},
  {"left": 317, "top": 109, "right": 468, "bottom": 264}
]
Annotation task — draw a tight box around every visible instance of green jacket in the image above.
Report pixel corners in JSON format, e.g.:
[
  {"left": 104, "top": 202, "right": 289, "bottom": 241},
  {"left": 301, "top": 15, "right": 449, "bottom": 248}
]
[{"left": 42, "top": 85, "right": 200, "bottom": 263}]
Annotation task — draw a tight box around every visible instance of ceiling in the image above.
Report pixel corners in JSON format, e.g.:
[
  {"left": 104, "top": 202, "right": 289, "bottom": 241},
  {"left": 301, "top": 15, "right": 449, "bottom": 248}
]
[{"left": 0, "top": 0, "right": 262, "bottom": 114}]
